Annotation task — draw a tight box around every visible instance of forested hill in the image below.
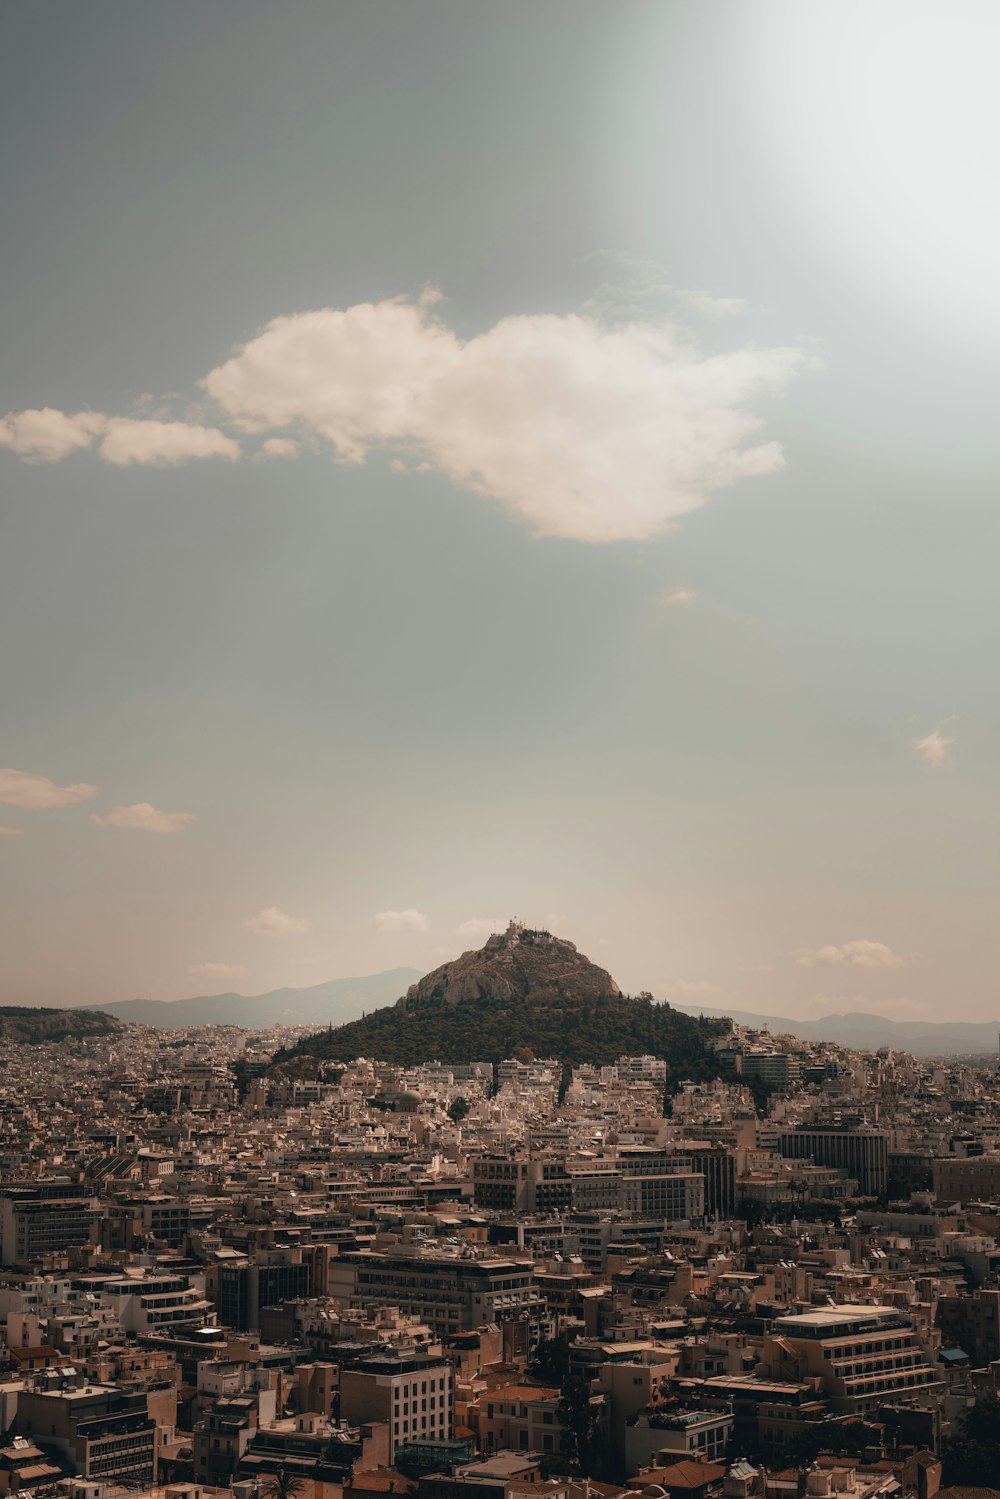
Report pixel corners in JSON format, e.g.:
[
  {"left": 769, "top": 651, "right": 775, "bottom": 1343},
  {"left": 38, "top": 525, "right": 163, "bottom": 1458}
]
[
  {"left": 272, "top": 923, "right": 725, "bottom": 1078},
  {"left": 0, "top": 1006, "right": 120, "bottom": 1044}
]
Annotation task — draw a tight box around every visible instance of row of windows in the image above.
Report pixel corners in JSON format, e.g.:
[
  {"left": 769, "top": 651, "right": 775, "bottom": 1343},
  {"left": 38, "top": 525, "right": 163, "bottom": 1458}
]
[{"left": 393, "top": 1377, "right": 448, "bottom": 1398}]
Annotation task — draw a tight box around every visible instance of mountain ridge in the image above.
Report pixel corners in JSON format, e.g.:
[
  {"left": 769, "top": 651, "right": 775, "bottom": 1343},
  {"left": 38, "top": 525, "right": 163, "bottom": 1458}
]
[
  {"left": 672, "top": 1001, "right": 1000, "bottom": 1057},
  {"left": 80, "top": 968, "right": 421, "bottom": 1029}
]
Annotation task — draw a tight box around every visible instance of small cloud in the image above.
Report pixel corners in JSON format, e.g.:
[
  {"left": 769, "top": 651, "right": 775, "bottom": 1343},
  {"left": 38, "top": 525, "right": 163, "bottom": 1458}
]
[
  {"left": 661, "top": 587, "right": 699, "bottom": 608},
  {"left": 92, "top": 803, "right": 197, "bottom": 834},
  {"left": 0, "top": 767, "right": 99, "bottom": 810},
  {"left": 188, "top": 961, "right": 250, "bottom": 984},
  {"left": 455, "top": 917, "right": 505, "bottom": 940},
  {"left": 0, "top": 408, "right": 105, "bottom": 462},
  {"left": 912, "top": 725, "right": 956, "bottom": 769},
  {"left": 257, "top": 436, "right": 299, "bottom": 460},
  {"left": 245, "top": 905, "right": 308, "bottom": 938},
  {"left": 375, "top": 908, "right": 430, "bottom": 932},
  {"left": 796, "top": 940, "right": 906, "bottom": 970},
  {"left": 0, "top": 826, "right": 26, "bottom": 838},
  {"left": 582, "top": 253, "right": 747, "bottom": 323}
]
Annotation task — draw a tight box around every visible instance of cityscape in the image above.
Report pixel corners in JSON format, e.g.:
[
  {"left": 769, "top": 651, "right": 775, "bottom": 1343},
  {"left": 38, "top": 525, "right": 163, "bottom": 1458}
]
[
  {"left": 3, "top": 4, "right": 999, "bottom": 1499},
  {"left": 2, "top": 920, "right": 1000, "bottom": 1495}
]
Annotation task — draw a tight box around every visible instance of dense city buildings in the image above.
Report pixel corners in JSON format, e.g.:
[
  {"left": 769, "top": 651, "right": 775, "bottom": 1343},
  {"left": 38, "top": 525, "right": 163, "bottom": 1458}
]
[{"left": 3, "top": 968, "right": 1000, "bottom": 1496}]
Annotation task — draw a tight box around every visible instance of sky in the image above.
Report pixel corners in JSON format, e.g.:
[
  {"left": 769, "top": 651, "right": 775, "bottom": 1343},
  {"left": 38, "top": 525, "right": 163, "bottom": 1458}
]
[{"left": 1, "top": 1, "right": 998, "bottom": 1022}]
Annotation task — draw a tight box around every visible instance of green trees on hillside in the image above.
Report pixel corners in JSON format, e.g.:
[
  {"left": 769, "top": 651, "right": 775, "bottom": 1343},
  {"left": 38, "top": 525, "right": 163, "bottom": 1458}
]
[{"left": 275, "top": 990, "right": 724, "bottom": 1080}]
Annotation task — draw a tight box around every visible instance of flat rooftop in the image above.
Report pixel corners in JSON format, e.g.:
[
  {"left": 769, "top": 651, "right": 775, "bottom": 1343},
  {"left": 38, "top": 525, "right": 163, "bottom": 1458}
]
[{"left": 775, "top": 1305, "right": 896, "bottom": 1329}]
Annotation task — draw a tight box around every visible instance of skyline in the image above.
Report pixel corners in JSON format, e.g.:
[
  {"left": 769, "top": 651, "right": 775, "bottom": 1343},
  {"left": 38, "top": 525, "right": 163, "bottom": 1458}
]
[{"left": 2, "top": 1, "right": 998, "bottom": 1021}]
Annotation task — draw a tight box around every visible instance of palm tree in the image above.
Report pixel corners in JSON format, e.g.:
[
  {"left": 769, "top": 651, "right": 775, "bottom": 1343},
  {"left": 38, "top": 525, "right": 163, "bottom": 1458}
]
[{"left": 260, "top": 1466, "right": 310, "bottom": 1499}]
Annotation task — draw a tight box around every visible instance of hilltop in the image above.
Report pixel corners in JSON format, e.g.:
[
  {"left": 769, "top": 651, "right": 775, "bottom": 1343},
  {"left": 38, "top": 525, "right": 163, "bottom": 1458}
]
[
  {"left": 275, "top": 922, "right": 724, "bottom": 1075},
  {"left": 0, "top": 1005, "right": 120, "bottom": 1045}
]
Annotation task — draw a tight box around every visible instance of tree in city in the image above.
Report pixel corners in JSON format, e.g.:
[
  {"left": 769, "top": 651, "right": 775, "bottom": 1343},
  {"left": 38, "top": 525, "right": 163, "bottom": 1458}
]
[
  {"left": 447, "top": 1095, "right": 470, "bottom": 1122},
  {"left": 530, "top": 1333, "right": 571, "bottom": 1386},
  {"left": 260, "top": 1467, "right": 310, "bottom": 1499},
  {"left": 943, "top": 1391, "right": 1000, "bottom": 1485},
  {"left": 558, "top": 1374, "right": 606, "bottom": 1477}
]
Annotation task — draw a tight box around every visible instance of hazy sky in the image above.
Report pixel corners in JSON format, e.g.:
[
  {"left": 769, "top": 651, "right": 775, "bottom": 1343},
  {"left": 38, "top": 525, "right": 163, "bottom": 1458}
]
[{"left": 2, "top": 1, "right": 998, "bottom": 1022}]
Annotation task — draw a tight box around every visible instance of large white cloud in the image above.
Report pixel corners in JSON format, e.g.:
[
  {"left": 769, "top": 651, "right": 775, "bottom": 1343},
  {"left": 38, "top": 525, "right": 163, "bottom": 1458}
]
[
  {"left": 92, "top": 802, "right": 197, "bottom": 833},
  {"left": 2, "top": 293, "right": 806, "bottom": 540},
  {"left": 203, "top": 294, "right": 807, "bottom": 542},
  {"left": 0, "top": 409, "right": 239, "bottom": 465},
  {"left": 0, "top": 767, "right": 99, "bottom": 810}
]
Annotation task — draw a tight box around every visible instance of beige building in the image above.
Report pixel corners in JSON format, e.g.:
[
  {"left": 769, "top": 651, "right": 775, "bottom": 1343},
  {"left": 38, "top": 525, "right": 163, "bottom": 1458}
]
[
  {"left": 340, "top": 1352, "right": 453, "bottom": 1461},
  {"left": 759, "top": 1305, "right": 941, "bottom": 1415}
]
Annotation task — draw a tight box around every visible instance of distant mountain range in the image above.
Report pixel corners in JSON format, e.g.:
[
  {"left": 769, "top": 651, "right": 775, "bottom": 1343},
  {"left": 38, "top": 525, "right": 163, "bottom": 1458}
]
[
  {"left": 672, "top": 1002, "right": 1000, "bottom": 1058},
  {"left": 83, "top": 969, "right": 421, "bottom": 1029}
]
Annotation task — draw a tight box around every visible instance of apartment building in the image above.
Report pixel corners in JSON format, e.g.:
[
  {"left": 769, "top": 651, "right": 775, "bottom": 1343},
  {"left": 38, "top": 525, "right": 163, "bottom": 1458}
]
[
  {"left": 326, "top": 1251, "right": 547, "bottom": 1335},
  {"left": 759, "top": 1305, "right": 941, "bottom": 1415},
  {"left": 0, "top": 1183, "right": 100, "bottom": 1267},
  {"left": 340, "top": 1351, "right": 452, "bottom": 1461},
  {"left": 16, "top": 1384, "right": 157, "bottom": 1486}
]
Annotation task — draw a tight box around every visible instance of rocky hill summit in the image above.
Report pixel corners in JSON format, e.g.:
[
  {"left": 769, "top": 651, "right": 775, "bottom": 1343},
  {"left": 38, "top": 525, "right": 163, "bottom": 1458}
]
[
  {"left": 397, "top": 920, "right": 620, "bottom": 1011},
  {"left": 273, "top": 922, "right": 723, "bottom": 1077}
]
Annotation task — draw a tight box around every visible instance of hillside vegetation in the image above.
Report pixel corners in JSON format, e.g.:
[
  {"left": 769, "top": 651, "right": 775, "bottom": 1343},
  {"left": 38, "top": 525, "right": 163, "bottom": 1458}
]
[{"left": 0, "top": 1006, "right": 120, "bottom": 1045}]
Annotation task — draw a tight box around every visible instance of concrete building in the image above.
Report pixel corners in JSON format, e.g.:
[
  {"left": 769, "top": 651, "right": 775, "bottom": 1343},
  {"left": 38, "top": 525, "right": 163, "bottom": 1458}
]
[
  {"left": 0, "top": 1183, "right": 100, "bottom": 1267},
  {"left": 326, "top": 1251, "right": 547, "bottom": 1335},
  {"left": 16, "top": 1383, "right": 158, "bottom": 1486},
  {"left": 340, "top": 1351, "right": 453, "bottom": 1462},
  {"left": 759, "top": 1305, "right": 941, "bottom": 1415},
  {"left": 777, "top": 1128, "right": 888, "bottom": 1197}
]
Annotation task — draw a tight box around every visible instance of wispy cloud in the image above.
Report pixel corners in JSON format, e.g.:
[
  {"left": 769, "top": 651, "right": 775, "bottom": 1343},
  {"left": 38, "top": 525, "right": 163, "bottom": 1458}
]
[
  {"left": 581, "top": 252, "right": 747, "bottom": 323},
  {"left": 189, "top": 962, "right": 250, "bottom": 984},
  {"left": 245, "top": 906, "right": 308, "bottom": 937},
  {"left": 796, "top": 939, "right": 906, "bottom": 970},
  {"left": 256, "top": 437, "right": 299, "bottom": 460},
  {"left": 0, "top": 767, "right": 98, "bottom": 810},
  {"left": 92, "top": 802, "right": 198, "bottom": 834},
  {"left": 0, "top": 408, "right": 239, "bottom": 465},
  {"left": 375, "top": 908, "right": 430, "bottom": 932},
  {"left": 0, "top": 826, "right": 26, "bottom": 838},
  {"left": 912, "top": 725, "right": 956, "bottom": 769},
  {"left": 661, "top": 587, "right": 699, "bottom": 608}
]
